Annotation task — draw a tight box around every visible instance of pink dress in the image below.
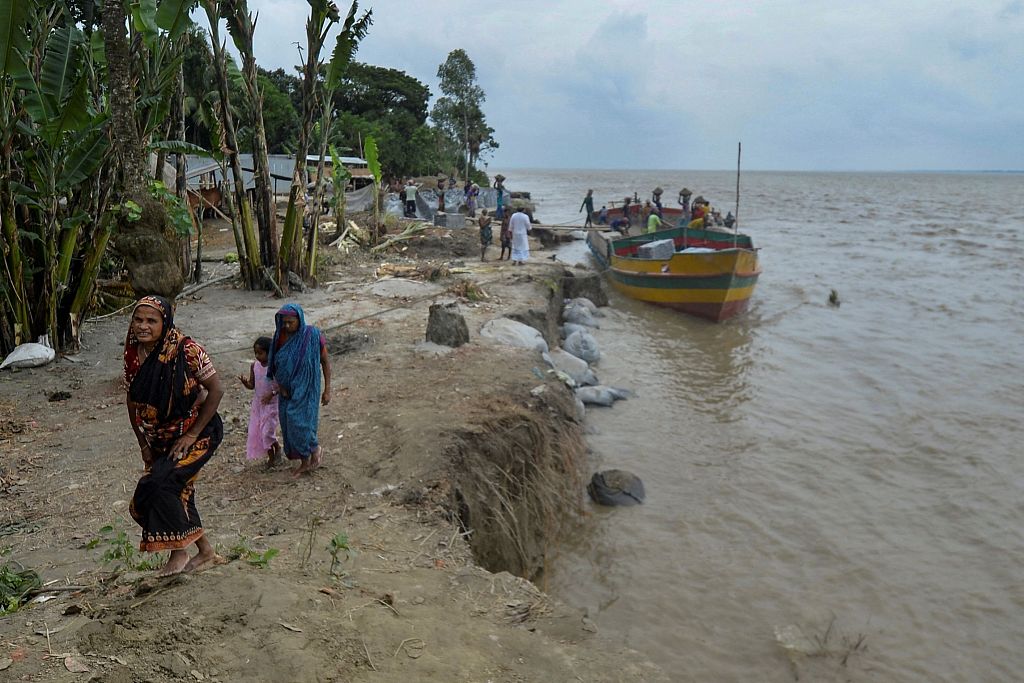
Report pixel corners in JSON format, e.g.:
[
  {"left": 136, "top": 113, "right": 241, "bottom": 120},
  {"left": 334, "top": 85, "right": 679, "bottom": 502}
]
[{"left": 246, "top": 361, "right": 280, "bottom": 460}]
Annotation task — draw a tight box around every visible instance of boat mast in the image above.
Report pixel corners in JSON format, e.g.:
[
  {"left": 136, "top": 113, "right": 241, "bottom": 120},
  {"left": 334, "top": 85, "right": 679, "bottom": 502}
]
[{"left": 734, "top": 141, "right": 741, "bottom": 248}]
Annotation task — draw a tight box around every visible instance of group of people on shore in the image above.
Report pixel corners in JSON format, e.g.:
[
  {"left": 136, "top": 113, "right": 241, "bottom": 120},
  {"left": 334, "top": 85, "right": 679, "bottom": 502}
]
[
  {"left": 402, "top": 174, "right": 509, "bottom": 221},
  {"left": 477, "top": 204, "right": 531, "bottom": 264},
  {"left": 123, "top": 297, "right": 332, "bottom": 576}
]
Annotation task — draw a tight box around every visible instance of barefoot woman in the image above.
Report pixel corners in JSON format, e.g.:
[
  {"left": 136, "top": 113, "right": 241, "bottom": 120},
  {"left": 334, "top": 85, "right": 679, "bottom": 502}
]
[
  {"left": 268, "top": 304, "right": 331, "bottom": 478},
  {"left": 124, "top": 296, "right": 224, "bottom": 575}
]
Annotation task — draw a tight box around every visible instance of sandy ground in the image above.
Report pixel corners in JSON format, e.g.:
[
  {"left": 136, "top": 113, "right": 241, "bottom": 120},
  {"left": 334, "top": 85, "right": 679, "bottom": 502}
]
[{"left": 0, "top": 221, "right": 668, "bottom": 682}]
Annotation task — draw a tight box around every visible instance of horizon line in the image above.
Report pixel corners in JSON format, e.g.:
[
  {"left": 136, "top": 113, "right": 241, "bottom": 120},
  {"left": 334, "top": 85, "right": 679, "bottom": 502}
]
[{"left": 486, "top": 166, "right": 1024, "bottom": 174}]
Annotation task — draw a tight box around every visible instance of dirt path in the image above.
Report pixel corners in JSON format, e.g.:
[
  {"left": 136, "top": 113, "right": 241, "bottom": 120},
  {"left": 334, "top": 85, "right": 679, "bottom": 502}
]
[{"left": 0, "top": 227, "right": 668, "bottom": 682}]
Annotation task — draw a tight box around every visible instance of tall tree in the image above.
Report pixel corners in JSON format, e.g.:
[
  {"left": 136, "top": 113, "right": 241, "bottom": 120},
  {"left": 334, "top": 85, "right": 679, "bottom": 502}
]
[
  {"left": 431, "top": 49, "right": 496, "bottom": 181},
  {"left": 201, "top": 0, "right": 262, "bottom": 289},
  {"left": 222, "top": 0, "right": 279, "bottom": 271},
  {"left": 102, "top": 0, "right": 189, "bottom": 299},
  {"left": 305, "top": 1, "right": 372, "bottom": 277},
  {"left": 278, "top": 0, "right": 370, "bottom": 285}
]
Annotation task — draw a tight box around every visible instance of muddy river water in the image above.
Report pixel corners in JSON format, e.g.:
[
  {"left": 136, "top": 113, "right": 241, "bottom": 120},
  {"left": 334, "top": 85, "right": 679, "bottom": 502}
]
[{"left": 494, "top": 168, "right": 1024, "bottom": 682}]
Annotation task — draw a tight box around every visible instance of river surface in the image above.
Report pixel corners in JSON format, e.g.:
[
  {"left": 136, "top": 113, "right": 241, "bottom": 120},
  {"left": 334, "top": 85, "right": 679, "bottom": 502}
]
[{"left": 490, "top": 168, "right": 1024, "bottom": 682}]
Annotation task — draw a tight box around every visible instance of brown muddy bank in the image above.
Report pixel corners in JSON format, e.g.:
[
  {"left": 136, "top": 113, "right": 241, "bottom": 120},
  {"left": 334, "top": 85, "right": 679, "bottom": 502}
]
[{"left": 0, "top": 226, "right": 667, "bottom": 682}]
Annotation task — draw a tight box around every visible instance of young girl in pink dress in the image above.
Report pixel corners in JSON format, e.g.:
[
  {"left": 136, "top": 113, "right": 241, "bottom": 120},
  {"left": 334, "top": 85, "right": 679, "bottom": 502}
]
[{"left": 238, "top": 337, "right": 282, "bottom": 467}]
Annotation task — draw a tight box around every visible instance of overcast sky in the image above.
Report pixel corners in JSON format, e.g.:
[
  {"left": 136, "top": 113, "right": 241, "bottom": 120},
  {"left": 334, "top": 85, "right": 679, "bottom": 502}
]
[{"left": 223, "top": 1, "right": 1024, "bottom": 171}]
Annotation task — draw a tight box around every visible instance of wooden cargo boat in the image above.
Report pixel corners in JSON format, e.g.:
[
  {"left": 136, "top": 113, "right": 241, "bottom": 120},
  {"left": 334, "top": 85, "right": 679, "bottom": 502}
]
[{"left": 587, "top": 224, "right": 760, "bottom": 322}]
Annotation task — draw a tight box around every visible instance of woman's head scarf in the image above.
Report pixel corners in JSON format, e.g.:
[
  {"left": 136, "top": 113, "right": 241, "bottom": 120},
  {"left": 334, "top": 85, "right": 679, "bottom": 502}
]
[
  {"left": 268, "top": 303, "right": 321, "bottom": 390},
  {"left": 124, "top": 296, "right": 197, "bottom": 422}
]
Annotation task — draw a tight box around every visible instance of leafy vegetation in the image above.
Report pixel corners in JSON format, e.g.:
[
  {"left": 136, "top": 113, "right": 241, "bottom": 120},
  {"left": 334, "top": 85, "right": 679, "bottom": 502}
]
[
  {"left": 87, "top": 523, "right": 164, "bottom": 572},
  {"left": 226, "top": 536, "right": 280, "bottom": 569},
  {"left": 0, "top": 560, "right": 41, "bottom": 616},
  {"left": 431, "top": 49, "right": 498, "bottom": 184},
  {"left": 327, "top": 532, "right": 355, "bottom": 577},
  {"left": 0, "top": 0, "right": 500, "bottom": 355}
]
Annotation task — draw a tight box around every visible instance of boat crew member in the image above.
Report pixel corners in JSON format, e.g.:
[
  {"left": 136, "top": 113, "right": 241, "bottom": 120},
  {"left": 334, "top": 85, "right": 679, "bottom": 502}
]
[{"left": 580, "top": 189, "right": 595, "bottom": 228}]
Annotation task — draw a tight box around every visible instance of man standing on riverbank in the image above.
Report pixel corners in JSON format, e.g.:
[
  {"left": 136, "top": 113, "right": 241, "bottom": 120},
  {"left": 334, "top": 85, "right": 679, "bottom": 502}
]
[{"left": 509, "top": 206, "right": 532, "bottom": 265}]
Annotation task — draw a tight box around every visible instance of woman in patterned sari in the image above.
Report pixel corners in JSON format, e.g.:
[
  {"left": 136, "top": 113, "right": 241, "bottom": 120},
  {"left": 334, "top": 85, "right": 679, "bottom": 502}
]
[{"left": 124, "top": 296, "right": 224, "bottom": 576}]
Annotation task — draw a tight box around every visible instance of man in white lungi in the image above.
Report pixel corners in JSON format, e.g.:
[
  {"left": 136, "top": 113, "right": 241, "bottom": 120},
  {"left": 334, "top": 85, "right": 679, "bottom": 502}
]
[{"left": 509, "top": 207, "right": 532, "bottom": 265}]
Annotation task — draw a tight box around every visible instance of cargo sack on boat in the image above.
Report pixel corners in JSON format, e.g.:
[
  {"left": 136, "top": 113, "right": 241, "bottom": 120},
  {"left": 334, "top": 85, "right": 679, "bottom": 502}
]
[
  {"left": 563, "top": 329, "right": 601, "bottom": 365},
  {"left": 637, "top": 239, "right": 675, "bottom": 260},
  {"left": 588, "top": 469, "right": 645, "bottom": 506},
  {"left": 575, "top": 385, "right": 631, "bottom": 406}
]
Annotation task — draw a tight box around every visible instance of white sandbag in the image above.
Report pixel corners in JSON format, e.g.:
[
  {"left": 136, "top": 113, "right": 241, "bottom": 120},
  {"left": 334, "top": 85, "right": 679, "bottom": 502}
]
[
  {"left": 479, "top": 318, "right": 548, "bottom": 353},
  {"left": 574, "top": 396, "right": 586, "bottom": 421},
  {"left": 543, "top": 349, "right": 598, "bottom": 386},
  {"left": 564, "top": 329, "right": 601, "bottom": 365},
  {"left": 0, "top": 336, "right": 55, "bottom": 370},
  {"left": 563, "top": 302, "right": 599, "bottom": 328},
  {"left": 568, "top": 297, "right": 604, "bottom": 316},
  {"left": 575, "top": 385, "right": 632, "bottom": 407},
  {"left": 561, "top": 322, "right": 588, "bottom": 339}
]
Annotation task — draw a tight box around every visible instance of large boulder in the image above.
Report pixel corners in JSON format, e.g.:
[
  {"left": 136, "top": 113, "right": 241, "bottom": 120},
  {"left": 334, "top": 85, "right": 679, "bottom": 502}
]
[
  {"left": 575, "top": 385, "right": 631, "bottom": 406},
  {"left": 562, "top": 302, "right": 599, "bottom": 328},
  {"left": 587, "top": 469, "right": 645, "bottom": 506},
  {"left": 425, "top": 303, "right": 469, "bottom": 347},
  {"left": 563, "top": 329, "right": 600, "bottom": 365},
  {"left": 479, "top": 318, "right": 548, "bottom": 353},
  {"left": 543, "top": 349, "right": 598, "bottom": 386}
]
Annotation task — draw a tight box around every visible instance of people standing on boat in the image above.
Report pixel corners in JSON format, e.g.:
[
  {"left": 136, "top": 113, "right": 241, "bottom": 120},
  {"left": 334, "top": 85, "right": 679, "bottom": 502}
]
[
  {"left": 598, "top": 205, "right": 609, "bottom": 224},
  {"left": 621, "top": 197, "right": 633, "bottom": 229},
  {"left": 580, "top": 189, "right": 595, "bottom": 228},
  {"left": 478, "top": 209, "right": 493, "bottom": 261},
  {"left": 641, "top": 200, "right": 653, "bottom": 226},
  {"left": 509, "top": 206, "right": 532, "bottom": 265},
  {"left": 724, "top": 211, "right": 735, "bottom": 228},
  {"left": 646, "top": 211, "right": 663, "bottom": 234},
  {"left": 678, "top": 188, "right": 692, "bottom": 222},
  {"left": 690, "top": 196, "right": 707, "bottom": 228},
  {"left": 652, "top": 187, "right": 664, "bottom": 218},
  {"left": 403, "top": 179, "right": 418, "bottom": 218}
]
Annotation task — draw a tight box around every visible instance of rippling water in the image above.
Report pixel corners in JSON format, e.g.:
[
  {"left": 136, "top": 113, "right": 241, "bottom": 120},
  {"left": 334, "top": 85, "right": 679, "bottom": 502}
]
[{"left": 493, "top": 168, "right": 1024, "bottom": 682}]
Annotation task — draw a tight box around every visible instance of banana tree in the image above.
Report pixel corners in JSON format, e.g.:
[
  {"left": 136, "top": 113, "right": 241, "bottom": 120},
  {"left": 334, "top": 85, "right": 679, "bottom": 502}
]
[
  {"left": 201, "top": 0, "right": 261, "bottom": 289},
  {"left": 278, "top": 0, "right": 370, "bottom": 287},
  {"left": 364, "top": 134, "right": 382, "bottom": 242},
  {"left": 303, "top": 1, "right": 371, "bottom": 278},
  {"left": 1, "top": 3, "right": 112, "bottom": 351},
  {"left": 221, "top": 0, "right": 279, "bottom": 273}
]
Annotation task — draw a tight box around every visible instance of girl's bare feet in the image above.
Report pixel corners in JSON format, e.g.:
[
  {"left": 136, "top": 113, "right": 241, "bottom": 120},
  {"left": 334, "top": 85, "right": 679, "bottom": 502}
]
[
  {"left": 267, "top": 444, "right": 283, "bottom": 469},
  {"left": 310, "top": 446, "right": 323, "bottom": 471},
  {"left": 158, "top": 549, "right": 190, "bottom": 576}
]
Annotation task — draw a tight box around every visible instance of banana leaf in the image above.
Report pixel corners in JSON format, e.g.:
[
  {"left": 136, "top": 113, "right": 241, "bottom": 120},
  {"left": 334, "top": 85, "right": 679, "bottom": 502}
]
[
  {"left": 155, "top": 0, "right": 194, "bottom": 41},
  {"left": 0, "top": 0, "right": 30, "bottom": 78}
]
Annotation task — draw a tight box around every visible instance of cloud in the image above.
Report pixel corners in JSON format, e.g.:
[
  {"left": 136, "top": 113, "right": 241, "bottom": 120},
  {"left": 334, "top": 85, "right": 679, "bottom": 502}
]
[{"left": 210, "top": 0, "right": 1024, "bottom": 170}]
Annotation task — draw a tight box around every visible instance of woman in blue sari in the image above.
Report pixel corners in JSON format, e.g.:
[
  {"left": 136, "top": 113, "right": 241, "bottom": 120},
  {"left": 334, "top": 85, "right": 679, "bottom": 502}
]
[{"left": 267, "top": 304, "right": 332, "bottom": 478}]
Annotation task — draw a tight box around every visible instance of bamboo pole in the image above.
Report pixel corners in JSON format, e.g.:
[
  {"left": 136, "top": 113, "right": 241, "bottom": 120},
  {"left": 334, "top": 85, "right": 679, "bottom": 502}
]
[{"left": 734, "top": 141, "right": 741, "bottom": 248}]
